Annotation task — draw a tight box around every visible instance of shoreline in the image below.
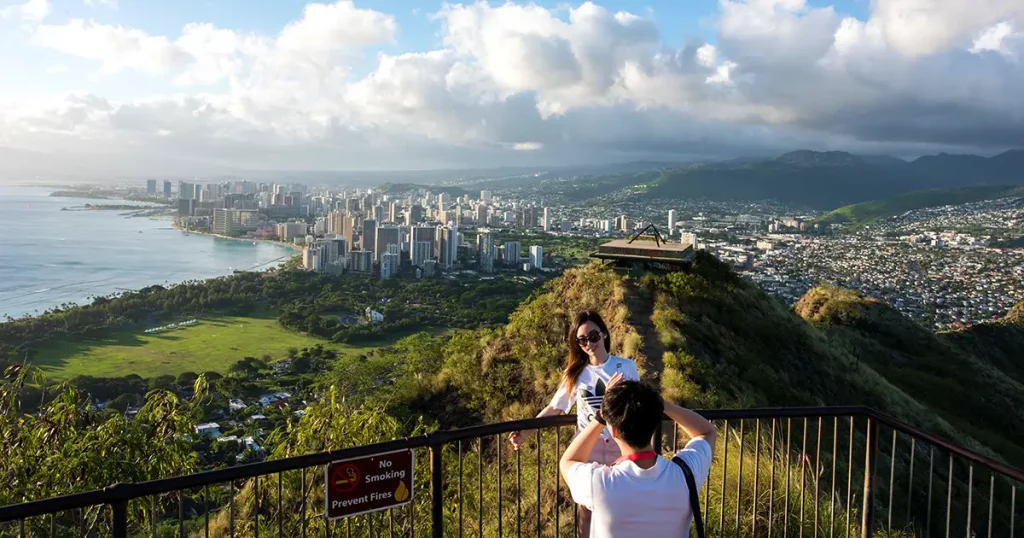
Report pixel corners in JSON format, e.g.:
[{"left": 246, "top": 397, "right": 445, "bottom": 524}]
[{"left": 174, "top": 226, "right": 304, "bottom": 253}]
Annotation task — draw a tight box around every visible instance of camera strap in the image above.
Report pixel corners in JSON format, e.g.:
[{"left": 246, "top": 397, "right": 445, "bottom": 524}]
[{"left": 671, "top": 456, "right": 706, "bottom": 538}]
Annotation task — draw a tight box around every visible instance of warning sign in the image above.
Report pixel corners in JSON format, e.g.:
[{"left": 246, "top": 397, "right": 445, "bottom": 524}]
[{"left": 325, "top": 449, "right": 414, "bottom": 520}]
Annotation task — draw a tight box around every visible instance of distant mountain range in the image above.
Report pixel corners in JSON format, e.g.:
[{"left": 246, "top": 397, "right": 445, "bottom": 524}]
[{"left": 640, "top": 149, "right": 1024, "bottom": 209}]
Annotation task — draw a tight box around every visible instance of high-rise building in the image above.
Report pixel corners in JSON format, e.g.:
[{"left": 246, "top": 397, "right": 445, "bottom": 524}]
[
  {"left": 502, "top": 241, "right": 521, "bottom": 266},
  {"left": 412, "top": 240, "right": 432, "bottom": 267},
  {"left": 436, "top": 225, "right": 459, "bottom": 269},
  {"left": 362, "top": 219, "right": 377, "bottom": 254},
  {"left": 619, "top": 215, "right": 629, "bottom": 232},
  {"left": 351, "top": 250, "right": 374, "bottom": 274},
  {"left": 375, "top": 225, "right": 402, "bottom": 263},
  {"left": 406, "top": 205, "right": 423, "bottom": 225},
  {"left": 342, "top": 216, "right": 357, "bottom": 248},
  {"left": 410, "top": 225, "right": 435, "bottom": 256},
  {"left": 542, "top": 208, "right": 551, "bottom": 232},
  {"left": 438, "top": 192, "right": 450, "bottom": 212},
  {"left": 212, "top": 208, "right": 259, "bottom": 235},
  {"left": 381, "top": 252, "right": 399, "bottom": 279},
  {"left": 146, "top": 180, "right": 157, "bottom": 196},
  {"left": 422, "top": 260, "right": 437, "bottom": 278},
  {"left": 179, "top": 181, "right": 195, "bottom": 200},
  {"left": 668, "top": 210, "right": 677, "bottom": 237},
  {"left": 303, "top": 241, "right": 328, "bottom": 272},
  {"left": 177, "top": 199, "right": 195, "bottom": 217},
  {"left": 476, "top": 205, "right": 489, "bottom": 225},
  {"left": 389, "top": 202, "right": 400, "bottom": 223},
  {"left": 329, "top": 236, "right": 349, "bottom": 261},
  {"left": 518, "top": 206, "right": 538, "bottom": 229},
  {"left": 328, "top": 211, "right": 345, "bottom": 234},
  {"left": 476, "top": 231, "right": 495, "bottom": 273},
  {"left": 480, "top": 190, "right": 492, "bottom": 202},
  {"left": 276, "top": 222, "right": 307, "bottom": 242},
  {"left": 163, "top": 180, "right": 172, "bottom": 198},
  {"left": 529, "top": 245, "right": 544, "bottom": 270}
]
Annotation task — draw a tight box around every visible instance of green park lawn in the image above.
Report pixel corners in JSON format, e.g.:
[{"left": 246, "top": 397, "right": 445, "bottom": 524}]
[{"left": 27, "top": 314, "right": 377, "bottom": 381}]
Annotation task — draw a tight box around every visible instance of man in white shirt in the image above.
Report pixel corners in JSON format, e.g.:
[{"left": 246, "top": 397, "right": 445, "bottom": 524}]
[{"left": 560, "top": 377, "right": 717, "bottom": 538}]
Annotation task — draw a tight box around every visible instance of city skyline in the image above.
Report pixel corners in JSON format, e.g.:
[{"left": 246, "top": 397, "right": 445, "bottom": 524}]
[{"left": 0, "top": 0, "right": 1022, "bottom": 175}]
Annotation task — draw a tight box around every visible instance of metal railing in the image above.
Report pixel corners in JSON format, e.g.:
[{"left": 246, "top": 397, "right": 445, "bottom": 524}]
[{"left": 0, "top": 406, "right": 1021, "bottom": 537}]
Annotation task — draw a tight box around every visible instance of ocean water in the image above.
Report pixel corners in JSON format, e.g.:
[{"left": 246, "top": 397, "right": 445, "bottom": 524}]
[{"left": 0, "top": 186, "right": 297, "bottom": 319}]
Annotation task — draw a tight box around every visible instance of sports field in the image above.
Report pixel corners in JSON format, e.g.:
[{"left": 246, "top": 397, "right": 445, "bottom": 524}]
[{"left": 28, "top": 314, "right": 378, "bottom": 380}]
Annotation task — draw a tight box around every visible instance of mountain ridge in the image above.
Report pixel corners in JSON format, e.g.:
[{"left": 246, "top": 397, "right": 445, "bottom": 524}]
[{"left": 631, "top": 148, "right": 1024, "bottom": 209}]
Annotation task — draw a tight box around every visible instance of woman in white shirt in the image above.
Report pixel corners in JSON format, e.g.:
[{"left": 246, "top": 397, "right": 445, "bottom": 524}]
[{"left": 508, "top": 310, "right": 640, "bottom": 538}]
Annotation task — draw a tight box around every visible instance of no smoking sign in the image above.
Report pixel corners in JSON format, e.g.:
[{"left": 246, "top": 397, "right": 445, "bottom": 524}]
[{"left": 325, "top": 450, "right": 414, "bottom": 520}]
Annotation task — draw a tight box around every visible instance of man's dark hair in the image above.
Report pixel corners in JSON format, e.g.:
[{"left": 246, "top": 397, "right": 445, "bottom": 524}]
[{"left": 601, "top": 380, "right": 664, "bottom": 449}]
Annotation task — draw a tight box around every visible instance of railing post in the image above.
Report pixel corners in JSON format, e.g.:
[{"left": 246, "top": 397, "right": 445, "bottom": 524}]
[
  {"left": 861, "top": 418, "right": 879, "bottom": 538},
  {"left": 654, "top": 420, "right": 663, "bottom": 454},
  {"left": 111, "top": 500, "right": 127, "bottom": 538},
  {"left": 430, "top": 434, "right": 444, "bottom": 538}
]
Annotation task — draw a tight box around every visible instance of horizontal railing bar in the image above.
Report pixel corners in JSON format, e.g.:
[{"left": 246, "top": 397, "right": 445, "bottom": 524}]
[
  {"left": 695, "top": 406, "right": 871, "bottom": 421},
  {"left": 867, "top": 409, "right": 1024, "bottom": 483},
  {"left": 0, "top": 436, "right": 427, "bottom": 522},
  {"left": 3, "top": 405, "right": 1022, "bottom": 524},
  {"left": 429, "top": 414, "right": 577, "bottom": 443}
]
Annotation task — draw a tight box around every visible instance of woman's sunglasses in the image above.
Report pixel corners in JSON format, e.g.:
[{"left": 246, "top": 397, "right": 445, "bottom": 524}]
[{"left": 576, "top": 331, "right": 603, "bottom": 345}]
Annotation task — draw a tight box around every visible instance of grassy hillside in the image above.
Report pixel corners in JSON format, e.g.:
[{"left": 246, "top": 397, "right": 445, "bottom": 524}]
[
  {"left": 392, "top": 255, "right": 1024, "bottom": 466},
  {"left": 795, "top": 286, "right": 1024, "bottom": 464},
  {"left": 816, "top": 185, "right": 1024, "bottom": 226},
  {"left": 289, "top": 256, "right": 1023, "bottom": 538}
]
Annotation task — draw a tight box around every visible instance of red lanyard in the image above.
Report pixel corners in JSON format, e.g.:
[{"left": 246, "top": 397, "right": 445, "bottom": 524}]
[
  {"left": 625, "top": 451, "right": 658, "bottom": 462},
  {"left": 612, "top": 450, "right": 659, "bottom": 465}
]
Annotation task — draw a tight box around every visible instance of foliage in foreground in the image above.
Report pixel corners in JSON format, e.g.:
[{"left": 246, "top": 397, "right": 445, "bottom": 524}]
[{"left": 0, "top": 364, "right": 206, "bottom": 535}]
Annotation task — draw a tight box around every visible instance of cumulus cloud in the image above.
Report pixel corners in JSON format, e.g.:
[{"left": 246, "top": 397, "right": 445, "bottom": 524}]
[
  {"left": 0, "top": 0, "right": 50, "bottom": 23},
  {"left": 1, "top": 0, "right": 1022, "bottom": 173}
]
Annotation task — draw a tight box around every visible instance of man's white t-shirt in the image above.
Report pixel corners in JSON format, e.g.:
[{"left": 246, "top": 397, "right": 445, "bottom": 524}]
[
  {"left": 566, "top": 438, "right": 713, "bottom": 538},
  {"left": 550, "top": 356, "right": 640, "bottom": 439}
]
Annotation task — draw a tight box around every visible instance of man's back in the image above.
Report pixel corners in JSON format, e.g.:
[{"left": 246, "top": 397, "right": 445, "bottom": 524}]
[{"left": 567, "top": 438, "right": 713, "bottom": 538}]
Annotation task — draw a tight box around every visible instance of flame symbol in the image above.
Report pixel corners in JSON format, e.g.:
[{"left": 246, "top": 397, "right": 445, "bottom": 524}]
[{"left": 394, "top": 480, "right": 409, "bottom": 502}]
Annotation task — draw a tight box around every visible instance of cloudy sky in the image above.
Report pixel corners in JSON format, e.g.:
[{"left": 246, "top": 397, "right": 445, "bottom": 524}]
[{"left": 0, "top": 0, "right": 1022, "bottom": 173}]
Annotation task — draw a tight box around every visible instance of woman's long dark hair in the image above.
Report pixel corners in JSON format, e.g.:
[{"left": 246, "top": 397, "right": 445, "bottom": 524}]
[{"left": 560, "top": 310, "right": 612, "bottom": 391}]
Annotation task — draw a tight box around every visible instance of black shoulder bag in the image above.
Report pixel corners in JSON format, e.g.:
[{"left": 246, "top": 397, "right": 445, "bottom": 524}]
[{"left": 671, "top": 456, "right": 706, "bottom": 538}]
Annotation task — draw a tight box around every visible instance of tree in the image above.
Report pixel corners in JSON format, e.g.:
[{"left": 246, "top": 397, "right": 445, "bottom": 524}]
[
  {"left": 148, "top": 374, "right": 176, "bottom": 392},
  {"left": 228, "top": 360, "right": 258, "bottom": 379},
  {"left": 291, "top": 355, "right": 312, "bottom": 374},
  {"left": 107, "top": 393, "right": 137, "bottom": 413},
  {"left": 177, "top": 371, "right": 199, "bottom": 387},
  {"left": 0, "top": 364, "right": 206, "bottom": 535}
]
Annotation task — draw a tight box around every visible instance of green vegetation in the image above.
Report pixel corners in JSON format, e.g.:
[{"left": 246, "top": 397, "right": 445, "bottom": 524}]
[
  {"left": 795, "top": 285, "right": 1024, "bottom": 464},
  {"left": 817, "top": 185, "right": 1024, "bottom": 226},
  {"left": 0, "top": 364, "right": 204, "bottom": 535},
  {"left": 0, "top": 268, "right": 550, "bottom": 373},
  {"left": 28, "top": 313, "right": 374, "bottom": 380},
  {"left": 3, "top": 255, "right": 1023, "bottom": 536}
]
